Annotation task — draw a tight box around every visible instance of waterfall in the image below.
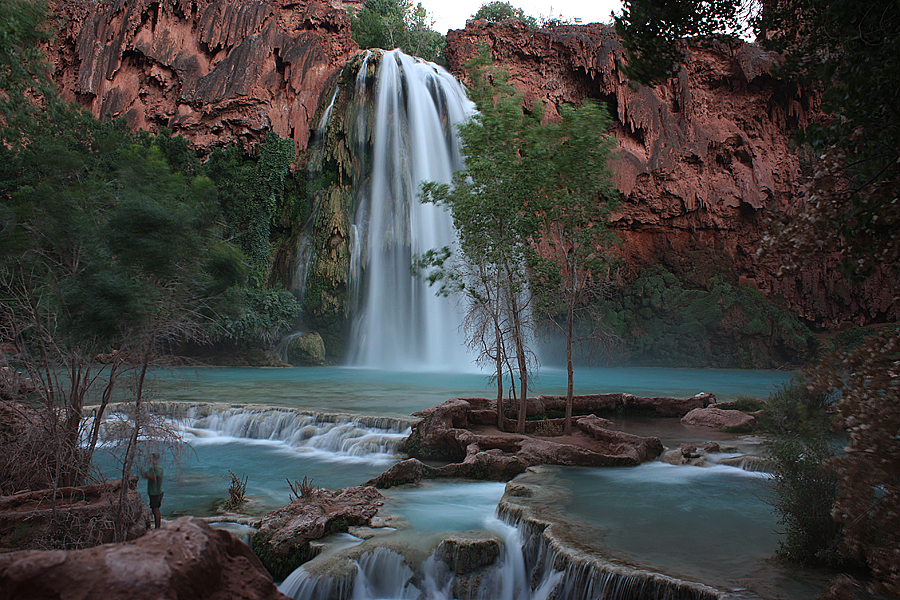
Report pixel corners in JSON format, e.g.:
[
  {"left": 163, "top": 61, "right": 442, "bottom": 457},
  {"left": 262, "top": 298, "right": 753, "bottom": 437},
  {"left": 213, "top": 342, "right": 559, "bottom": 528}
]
[
  {"left": 278, "top": 515, "right": 730, "bottom": 600},
  {"left": 303, "top": 49, "right": 476, "bottom": 371},
  {"left": 350, "top": 50, "right": 474, "bottom": 371}
]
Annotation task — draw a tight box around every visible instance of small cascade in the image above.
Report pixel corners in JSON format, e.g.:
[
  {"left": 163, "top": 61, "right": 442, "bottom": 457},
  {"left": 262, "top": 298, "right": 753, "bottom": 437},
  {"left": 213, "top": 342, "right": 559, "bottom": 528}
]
[
  {"left": 278, "top": 513, "right": 729, "bottom": 600},
  {"left": 300, "top": 49, "right": 476, "bottom": 371},
  {"left": 84, "top": 403, "right": 413, "bottom": 464}
]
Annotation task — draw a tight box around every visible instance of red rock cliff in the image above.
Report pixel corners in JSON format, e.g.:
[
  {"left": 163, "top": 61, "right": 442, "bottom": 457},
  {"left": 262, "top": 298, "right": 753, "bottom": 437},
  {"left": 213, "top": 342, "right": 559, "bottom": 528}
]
[
  {"left": 47, "top": 0, "right": 358, "bottom": 155},
  {"left": 42, "top": 3, "right": 896, "bottom": 329},
  {"left": 446, "top": 20, "right": 897, "bottom": 328}
]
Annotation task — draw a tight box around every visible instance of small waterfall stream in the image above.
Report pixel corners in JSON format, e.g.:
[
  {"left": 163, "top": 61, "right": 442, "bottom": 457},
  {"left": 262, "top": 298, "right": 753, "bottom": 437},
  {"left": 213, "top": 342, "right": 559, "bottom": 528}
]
[
  {"left": 87, "top": 403, "right": 413, "bottom": 464},
  {"left": 277, "top": 514, "right": 729, "bottom": 600}
]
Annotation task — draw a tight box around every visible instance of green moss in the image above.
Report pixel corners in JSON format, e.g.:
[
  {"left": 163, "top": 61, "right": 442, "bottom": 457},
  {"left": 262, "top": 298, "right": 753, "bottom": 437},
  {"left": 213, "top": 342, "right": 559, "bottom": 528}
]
[
  {"left": 593, "top": 262, "right": 817, "bottom": 368},
  {"left": 251, "top": 533, "right": 316, "bottom": 582}
]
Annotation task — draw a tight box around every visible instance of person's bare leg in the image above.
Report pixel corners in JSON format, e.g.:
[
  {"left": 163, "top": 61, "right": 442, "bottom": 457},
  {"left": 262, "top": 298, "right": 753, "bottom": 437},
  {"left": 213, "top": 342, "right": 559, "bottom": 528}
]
[{"left": 152, "top": 507, "right": 161, "bottom": 529}]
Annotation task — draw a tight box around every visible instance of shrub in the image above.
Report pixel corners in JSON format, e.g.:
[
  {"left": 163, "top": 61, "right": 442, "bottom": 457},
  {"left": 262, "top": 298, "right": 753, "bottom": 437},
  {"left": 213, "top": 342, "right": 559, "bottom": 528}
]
[{"left": 762, "top": 382, "right": 849, "bottom": 567}]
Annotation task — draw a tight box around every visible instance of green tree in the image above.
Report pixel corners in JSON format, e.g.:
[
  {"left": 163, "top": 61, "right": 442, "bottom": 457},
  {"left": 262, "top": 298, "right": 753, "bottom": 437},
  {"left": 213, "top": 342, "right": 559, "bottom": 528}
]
[
  {"left": 528, "top": 101, "right": 620, "bottom": 435},
  {"left": 760, "top": 382, "right": 846, "bottom": 567},
  {"left": 351, "top": 0, "right": 446, "bottom": 63},
  {"left": 0, "top": 0, "right": 56, "bottom": 131},
  {"left": 419, "top": 52, "right": 541, "bottom": 433},
  {"left": 0, "top": 4, "right": 246, "bottom": 541},
  {"left": 471, "top": 1, "right": 538, "bottom": 29}
]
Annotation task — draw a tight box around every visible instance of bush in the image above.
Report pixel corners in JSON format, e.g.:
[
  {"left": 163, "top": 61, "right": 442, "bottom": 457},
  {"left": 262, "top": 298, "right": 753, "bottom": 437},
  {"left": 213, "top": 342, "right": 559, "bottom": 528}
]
[
  {"left": 217, "top": 288, "right": 302, "bottom": 346},
  {"left": 762, "top": 382, "right": 849, "bottom": 567}
]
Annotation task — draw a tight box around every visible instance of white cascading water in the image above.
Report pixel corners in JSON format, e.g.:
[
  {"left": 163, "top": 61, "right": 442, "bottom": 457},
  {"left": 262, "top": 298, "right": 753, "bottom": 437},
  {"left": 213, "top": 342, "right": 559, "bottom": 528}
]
[
  {"left": 85, "top": 406, "right": 412, "bottom": 465},
  {"left": 278, "top": 517, "right": 566, "bottom": 600},
  {"left": 348, "top": 50, "right": 475, "bottom": 371}
]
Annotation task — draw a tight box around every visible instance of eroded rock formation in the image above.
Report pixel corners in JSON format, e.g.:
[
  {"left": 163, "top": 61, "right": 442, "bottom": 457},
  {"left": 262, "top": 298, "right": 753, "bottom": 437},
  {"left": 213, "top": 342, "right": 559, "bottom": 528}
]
[
  {"left": 47, "top": 0, "right": 358, "bottom": 155},
  {"left": 368, "top": 395, "right": 696, "bottom": 487},
  {"left": 0, "top": 517, "right": 288, "bottom": 600},
  {"left": 252, "top": 485, "right": 384, "bottom": 580},
  {"left": 445, "top": 20, "right": 897, "bottom": 329}
]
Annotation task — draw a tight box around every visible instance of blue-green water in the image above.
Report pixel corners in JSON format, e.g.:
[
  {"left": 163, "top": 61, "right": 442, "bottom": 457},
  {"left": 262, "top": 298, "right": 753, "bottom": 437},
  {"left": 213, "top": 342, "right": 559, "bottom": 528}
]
[
  {"left": 141, "top": 365, "right": 793, "bottom": 417},
  {"left": 93, "top": 366, "right": 829, "bottom": 599}
]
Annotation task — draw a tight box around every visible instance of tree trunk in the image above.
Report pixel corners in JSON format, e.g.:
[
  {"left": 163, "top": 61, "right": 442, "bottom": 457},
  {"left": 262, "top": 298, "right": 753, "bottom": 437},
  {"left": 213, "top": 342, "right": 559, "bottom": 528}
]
[{"left": 565, "top": 300, "right": 575, "bottom": 436}]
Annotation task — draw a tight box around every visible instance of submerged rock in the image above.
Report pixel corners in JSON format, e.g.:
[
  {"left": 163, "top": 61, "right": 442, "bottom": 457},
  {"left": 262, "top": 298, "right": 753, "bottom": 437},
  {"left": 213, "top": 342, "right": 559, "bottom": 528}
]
[{"left": 283, "top": 332, "right": 326, "bottom": 365}]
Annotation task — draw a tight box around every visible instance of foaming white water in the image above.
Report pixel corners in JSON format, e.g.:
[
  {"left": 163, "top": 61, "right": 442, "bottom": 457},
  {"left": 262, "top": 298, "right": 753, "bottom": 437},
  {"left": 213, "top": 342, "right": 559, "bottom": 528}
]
[
  {"left": 86, "top": 405, "right": 411, "bottom": 466},
  {"left": 347, "top": 50, "right": 475, "bottom": 371},
  {"left": 280, "top": 515, "right": 692, "bottom": 600}
]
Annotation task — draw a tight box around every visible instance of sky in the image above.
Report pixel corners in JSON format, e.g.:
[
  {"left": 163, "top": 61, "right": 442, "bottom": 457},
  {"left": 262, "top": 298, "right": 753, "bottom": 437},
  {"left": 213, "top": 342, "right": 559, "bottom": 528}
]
[{"left": 417, "top": 0, "right": 624, "bottom": 34}]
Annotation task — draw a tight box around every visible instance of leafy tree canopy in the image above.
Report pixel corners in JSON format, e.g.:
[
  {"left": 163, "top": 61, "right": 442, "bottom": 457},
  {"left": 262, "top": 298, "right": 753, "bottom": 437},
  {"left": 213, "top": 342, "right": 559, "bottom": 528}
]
[
  {"left": 350, "top": 0, "right": 446, "bottom": 63},
  {"left": 471, "top": 1, "right": 538, "bottom": 28}
]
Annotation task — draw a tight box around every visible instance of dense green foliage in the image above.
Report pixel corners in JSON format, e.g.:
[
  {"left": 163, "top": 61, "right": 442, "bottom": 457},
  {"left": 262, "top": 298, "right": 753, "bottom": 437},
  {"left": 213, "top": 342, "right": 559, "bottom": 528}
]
[
  {"left": 596, "top": 264, "right": 817, "bottom": 368},
  {"left": 217, "top": 288, "right": 302, "bottom": 346},
  {"left": 761, "top": 382, "right": 847, "bottom": 567},
  {"left": 471, "top": 1, "right": 537, "bottom": 28},
  {"left": 0, "top": 0, "right": 55, "bottom": 127},
  {"left": 613, "top": 0, "right": 753, "bottom": 84},
  {"left": 202, "top": 133, "right": 296, "bottom": 288},
  {"left": 350, "top": 0, "right": 446, "bottom": 63}
]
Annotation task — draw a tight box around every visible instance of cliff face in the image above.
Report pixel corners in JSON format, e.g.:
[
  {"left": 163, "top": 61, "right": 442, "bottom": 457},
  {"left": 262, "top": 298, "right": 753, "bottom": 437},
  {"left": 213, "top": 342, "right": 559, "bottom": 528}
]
[
  {"left": 47, "top": 0, "right": 358, "bottom": 155},
  {"left": 446, "top": 20, "right": 897, "bottom": 329},
  {"left": 42, "top": 3, "right": 895, "bottom": 330}
]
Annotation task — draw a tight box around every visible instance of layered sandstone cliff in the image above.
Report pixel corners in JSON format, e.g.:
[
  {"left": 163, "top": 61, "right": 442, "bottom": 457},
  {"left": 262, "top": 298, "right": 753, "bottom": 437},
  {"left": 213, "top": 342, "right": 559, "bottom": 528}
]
[
  {"left": 446, "top": 20, "right": 897, "bottom": 329},
  {"left": 47, "top": 0, "right": 358, "bottom": 155},
  {"left": 41, "top": 2, "right": 896, "bottom": 330}
]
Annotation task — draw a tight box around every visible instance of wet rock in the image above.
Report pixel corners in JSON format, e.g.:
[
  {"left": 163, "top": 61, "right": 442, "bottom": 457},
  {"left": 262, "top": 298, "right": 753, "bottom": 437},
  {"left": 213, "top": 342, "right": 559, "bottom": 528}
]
[
  {"left": 436, "top": 533, "right": 503, "bottom": 600},
  {"left": 682, "top": 407, "right": 757, "bottom": 431},
  {"left": 0, "top": 517, "right": 288, "bottom": 600},
  {"left": 436, "top": 533, "right": 502, "bottom": 574},
  {"left": 378, "top": 397, "right": 669, "bottom": 488},
  {"left": 252, "top": 485, "right": 384, "bottom": 580},
  {"left": 365, "top": 458, "right": 436, "bottom": 488},
  {"left": 717, "top": 454, "right": 774, "bottom": 472}
]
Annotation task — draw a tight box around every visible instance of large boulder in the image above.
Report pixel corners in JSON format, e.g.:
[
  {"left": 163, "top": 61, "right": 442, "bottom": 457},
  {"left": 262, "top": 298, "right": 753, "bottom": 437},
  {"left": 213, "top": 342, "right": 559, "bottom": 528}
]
[
  {"left": 0, "top": 517, "right": 288, "bottom": 600},
  {"left": 682, "top": 407, "right": 757, "bottom": 431},
  {"left": 252, "top": 485, "right": 384, "bottom": 581},
  {"left": 283, "top": 332, "right": 326, "bottom": 365}
]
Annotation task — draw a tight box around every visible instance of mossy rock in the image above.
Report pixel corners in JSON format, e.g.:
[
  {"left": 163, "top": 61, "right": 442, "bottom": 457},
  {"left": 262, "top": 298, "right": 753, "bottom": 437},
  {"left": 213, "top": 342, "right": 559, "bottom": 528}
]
[
  {"left": 251, "top": 532, "right": 317, "bottom": 582},
  {"left": 284, "top": 332, "right": 326, "bottom": 366}
]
